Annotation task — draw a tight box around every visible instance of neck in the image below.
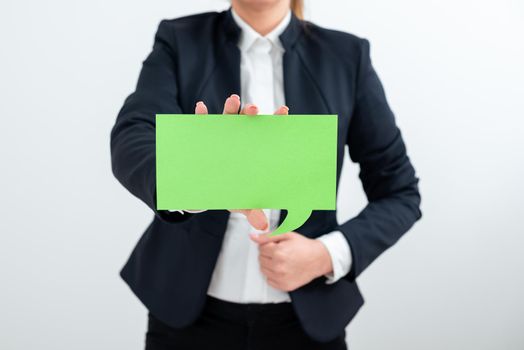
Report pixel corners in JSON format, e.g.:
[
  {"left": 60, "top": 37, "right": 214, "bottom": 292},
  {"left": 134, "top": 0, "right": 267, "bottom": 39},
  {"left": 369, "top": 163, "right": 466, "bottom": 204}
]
[{"left": 231, "top": 0, "right": 290, "bottom": 36}]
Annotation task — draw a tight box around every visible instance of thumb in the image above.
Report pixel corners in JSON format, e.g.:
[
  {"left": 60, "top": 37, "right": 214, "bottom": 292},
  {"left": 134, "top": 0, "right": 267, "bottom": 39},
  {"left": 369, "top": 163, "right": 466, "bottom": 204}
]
[
  {"left": 250, "top": 231, "right": 293, "bottom": 245},
  {"left": 231, "top": 209, "right": 268, "bottom": 231}
]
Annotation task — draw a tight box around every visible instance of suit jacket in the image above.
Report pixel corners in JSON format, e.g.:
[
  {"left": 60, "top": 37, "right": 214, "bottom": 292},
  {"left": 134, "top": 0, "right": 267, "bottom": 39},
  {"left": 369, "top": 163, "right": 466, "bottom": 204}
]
[{"left": 110, "top": 8, "right": 422, "bottom": 342}]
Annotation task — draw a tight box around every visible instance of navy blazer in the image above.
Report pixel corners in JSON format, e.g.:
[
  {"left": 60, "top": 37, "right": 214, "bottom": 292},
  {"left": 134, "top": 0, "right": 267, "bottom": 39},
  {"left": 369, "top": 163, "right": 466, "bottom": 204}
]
[{"left": 111, "top": 9, "right": 421, "bottom": 342}]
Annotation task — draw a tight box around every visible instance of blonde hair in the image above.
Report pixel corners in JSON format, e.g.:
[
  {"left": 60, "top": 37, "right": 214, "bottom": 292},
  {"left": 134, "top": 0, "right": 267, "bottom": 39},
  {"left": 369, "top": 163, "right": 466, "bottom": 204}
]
[{"left": 290, "top": 0, "right": 304, "bottom": 20}]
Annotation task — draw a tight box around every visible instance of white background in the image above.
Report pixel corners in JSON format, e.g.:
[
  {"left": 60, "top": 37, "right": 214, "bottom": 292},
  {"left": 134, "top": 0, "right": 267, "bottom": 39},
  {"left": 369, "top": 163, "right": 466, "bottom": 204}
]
[{"left": 1, "top": 0, "right": 523, "bottom": 349}]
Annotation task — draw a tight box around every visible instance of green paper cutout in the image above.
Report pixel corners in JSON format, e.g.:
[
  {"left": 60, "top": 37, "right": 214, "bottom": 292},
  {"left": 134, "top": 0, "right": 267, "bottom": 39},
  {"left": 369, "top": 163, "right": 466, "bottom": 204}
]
[
  {"left": 156, "top": 114, "right": 337, "bottom": 235},
  {"left": 269, "top": 207, "right": 313, "bottom": 237}
]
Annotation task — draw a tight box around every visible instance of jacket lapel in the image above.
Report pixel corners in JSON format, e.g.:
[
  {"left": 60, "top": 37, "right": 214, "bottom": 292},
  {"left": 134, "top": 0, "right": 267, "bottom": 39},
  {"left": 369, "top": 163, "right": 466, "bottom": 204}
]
[{"left": 198, "top": 10, "right": 242, "bottom": 113}]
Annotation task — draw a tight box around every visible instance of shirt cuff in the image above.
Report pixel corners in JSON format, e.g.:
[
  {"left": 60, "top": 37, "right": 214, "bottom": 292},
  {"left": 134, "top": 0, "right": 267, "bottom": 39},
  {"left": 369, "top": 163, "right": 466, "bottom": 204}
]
[{"left": 316, "top": 231, "right": 352, "bottom": 284}]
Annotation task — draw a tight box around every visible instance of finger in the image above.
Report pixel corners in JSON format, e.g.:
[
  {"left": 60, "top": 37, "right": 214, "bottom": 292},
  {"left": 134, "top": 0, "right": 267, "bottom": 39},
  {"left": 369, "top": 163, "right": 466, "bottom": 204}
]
[
  {"left": 195, "top": 101, "right": 208, "bottom": 114},
  {"left": 246, "top": 209, "right": 268, "bottom": 231},
  {"left": 240, "top": 103, "right": 259, "bottom": 116},
  {"left": 267, "top": 278, "right": 285, "bottom": 291},
  {"left": 250, "top": 231, "right": 292, "bottom": 245},
  {"left": 257, "top": 242, "right": 278, "bottom": 258},
  {"left": 223, "top": 94, "right": 241, "bottom": 114},
  {"left": 273, "top": 105, "right": 289, "bottom": 115},
  {"left": 260, "top": 266, "right": 278, "bottom": 280},
  {"left": 259, "top": 254, "right": 273, "bottom": 266}
]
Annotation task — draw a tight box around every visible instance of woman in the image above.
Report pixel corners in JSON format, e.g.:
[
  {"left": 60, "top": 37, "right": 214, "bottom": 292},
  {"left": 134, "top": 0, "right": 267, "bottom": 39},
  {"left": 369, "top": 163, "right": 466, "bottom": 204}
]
[{"left": 110, "top": 0, "right": 421, "bottom": 349}]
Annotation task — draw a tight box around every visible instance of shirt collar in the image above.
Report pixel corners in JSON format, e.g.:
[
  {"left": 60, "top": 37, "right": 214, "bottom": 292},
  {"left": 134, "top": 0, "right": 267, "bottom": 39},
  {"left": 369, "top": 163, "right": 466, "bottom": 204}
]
[{"left": 231, "top": 8, "right": 291, "bottom": 52}]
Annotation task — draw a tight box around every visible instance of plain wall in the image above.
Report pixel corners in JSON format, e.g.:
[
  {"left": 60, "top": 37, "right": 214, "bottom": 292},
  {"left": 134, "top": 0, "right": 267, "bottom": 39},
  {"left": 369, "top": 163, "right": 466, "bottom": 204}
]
[{"left": 1, "top": 0, "right": 523, "bottom": 349}]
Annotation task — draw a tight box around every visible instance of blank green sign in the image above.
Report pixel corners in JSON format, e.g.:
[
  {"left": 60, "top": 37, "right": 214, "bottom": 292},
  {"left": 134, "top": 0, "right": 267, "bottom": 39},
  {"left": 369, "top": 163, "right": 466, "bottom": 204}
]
[{"left": 156, "top": 114, "right": 337, "bottom": 236}]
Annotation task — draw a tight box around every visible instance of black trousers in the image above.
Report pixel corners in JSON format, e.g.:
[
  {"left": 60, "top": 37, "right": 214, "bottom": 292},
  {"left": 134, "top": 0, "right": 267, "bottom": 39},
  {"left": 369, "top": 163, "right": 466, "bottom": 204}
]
[{"left": 146, "top": 296, "right": 347, "bottom": 350}]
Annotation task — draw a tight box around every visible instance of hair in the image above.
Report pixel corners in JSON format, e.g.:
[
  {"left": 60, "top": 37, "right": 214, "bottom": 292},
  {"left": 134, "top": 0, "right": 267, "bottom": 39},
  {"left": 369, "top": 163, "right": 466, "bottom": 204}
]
[{"left": 290, "top": 0, "right": 304, "bottom": 20}]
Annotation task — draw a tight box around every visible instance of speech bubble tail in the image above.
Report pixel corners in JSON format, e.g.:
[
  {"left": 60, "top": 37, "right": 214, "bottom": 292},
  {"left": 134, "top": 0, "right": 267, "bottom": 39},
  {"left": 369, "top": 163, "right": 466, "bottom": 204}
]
[{"left": 269, "top": 208, "right": 313, "bottom": 236}]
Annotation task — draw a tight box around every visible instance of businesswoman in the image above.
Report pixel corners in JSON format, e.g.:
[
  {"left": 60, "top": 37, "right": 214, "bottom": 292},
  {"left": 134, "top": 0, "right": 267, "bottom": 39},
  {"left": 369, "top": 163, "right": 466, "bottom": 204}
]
[{"left": 111, "top": 0, "right": 421, "bottom": 349}]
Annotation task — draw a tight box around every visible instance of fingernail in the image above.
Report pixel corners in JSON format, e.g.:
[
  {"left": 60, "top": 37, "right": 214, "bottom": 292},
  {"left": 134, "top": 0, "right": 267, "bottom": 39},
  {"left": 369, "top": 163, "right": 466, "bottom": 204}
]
[
  {"left": 249, "top": 105, "right": 258, "bottom": 111},
  {"left": 196, "top": 101, "right": 204, "bottom": 106},
  {"left": 282, "top": 105, "right": 289, "bottom": 112},
  {"left": 231, "top": 94, "right": 240, "bottom": 100}
]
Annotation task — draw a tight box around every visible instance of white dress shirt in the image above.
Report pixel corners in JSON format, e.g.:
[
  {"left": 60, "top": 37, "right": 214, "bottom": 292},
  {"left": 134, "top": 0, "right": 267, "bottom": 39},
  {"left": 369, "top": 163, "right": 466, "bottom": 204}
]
[
  {"left": 177, "top": 9, "right": 353, "bottom": 304},
  {"left": 206, "top": 9, "right": 353, "bottom": 304}
]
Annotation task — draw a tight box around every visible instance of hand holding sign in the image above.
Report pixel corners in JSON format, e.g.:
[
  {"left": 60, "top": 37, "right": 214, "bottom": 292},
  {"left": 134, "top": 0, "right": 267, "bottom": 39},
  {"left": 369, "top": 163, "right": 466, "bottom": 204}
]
[
  {"left": 192, "top": 94, "right": 290, "bottom": 231},
  {"left": 156, "top": 95, "right": 337, "bottom": 236}
]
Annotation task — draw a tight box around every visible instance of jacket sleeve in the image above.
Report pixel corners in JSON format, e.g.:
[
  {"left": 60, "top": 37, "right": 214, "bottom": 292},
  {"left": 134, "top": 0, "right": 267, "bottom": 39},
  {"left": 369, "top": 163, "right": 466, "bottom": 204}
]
[
  {"left": 337, "top": 39, "right": 422, "bottom": 280},
  {"left": 110, "top": 20, "right": 191, "bottom": 223}
]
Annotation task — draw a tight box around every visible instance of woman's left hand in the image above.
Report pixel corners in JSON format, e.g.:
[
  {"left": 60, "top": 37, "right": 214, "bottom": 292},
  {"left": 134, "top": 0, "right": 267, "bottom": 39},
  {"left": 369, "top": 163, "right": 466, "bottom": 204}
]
[{"left": 250, "top": 232, "right": 333, "bottom": 292}]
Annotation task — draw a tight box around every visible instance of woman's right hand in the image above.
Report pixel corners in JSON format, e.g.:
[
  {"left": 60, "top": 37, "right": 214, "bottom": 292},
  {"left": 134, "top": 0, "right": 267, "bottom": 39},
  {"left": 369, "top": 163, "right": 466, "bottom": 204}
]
[{"left": 192, "top": 93, "right": 289, "bottom": 232}]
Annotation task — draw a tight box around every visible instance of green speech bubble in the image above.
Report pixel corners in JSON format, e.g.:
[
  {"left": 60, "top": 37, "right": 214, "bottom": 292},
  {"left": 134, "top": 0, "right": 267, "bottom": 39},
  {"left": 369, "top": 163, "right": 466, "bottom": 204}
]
[{"left": 156, "top": 114, "right": 337, "bottom": 236}]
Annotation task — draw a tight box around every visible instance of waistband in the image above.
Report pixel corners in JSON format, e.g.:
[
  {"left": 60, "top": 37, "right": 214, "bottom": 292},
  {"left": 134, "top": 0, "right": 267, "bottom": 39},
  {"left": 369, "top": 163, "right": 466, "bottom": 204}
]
[{"left": 204, "top": 295, "right": 296, "bottom": 325}]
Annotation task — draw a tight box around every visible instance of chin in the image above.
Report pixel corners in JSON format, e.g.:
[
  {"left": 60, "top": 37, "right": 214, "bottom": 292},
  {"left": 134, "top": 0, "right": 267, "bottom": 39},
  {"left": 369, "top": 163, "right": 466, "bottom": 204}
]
[{"left": 234, "top": 0, "right": 286, "bottom": 11}]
